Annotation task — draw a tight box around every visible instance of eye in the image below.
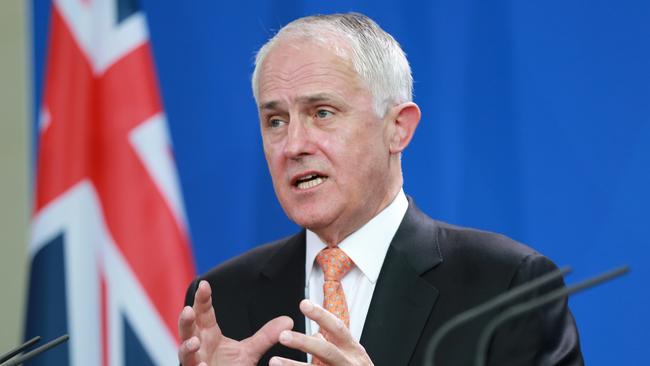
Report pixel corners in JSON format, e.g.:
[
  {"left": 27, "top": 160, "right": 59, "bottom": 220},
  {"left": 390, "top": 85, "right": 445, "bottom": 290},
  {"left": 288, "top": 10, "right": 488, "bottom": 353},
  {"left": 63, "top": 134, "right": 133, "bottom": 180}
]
[
  {"left": 315, "top": 109, "right": 333, "bottom": 119},
  {"left": 268, "top": 118, "right": 287, "bottom": 128}
]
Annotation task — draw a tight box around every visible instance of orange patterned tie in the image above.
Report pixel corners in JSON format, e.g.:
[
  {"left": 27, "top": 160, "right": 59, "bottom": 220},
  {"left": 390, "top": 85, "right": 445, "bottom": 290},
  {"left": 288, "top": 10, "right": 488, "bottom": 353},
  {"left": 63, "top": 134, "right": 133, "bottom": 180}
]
[{"left": 312, "top": 247, "right": 354, "bottom": 365}]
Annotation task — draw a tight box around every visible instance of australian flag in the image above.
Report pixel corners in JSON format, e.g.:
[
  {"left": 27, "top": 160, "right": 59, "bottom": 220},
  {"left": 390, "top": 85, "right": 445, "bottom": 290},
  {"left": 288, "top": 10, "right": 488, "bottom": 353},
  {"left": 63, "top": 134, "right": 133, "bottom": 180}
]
[{"left": 25, "top": 0, "right": 195, "bottom": 364}]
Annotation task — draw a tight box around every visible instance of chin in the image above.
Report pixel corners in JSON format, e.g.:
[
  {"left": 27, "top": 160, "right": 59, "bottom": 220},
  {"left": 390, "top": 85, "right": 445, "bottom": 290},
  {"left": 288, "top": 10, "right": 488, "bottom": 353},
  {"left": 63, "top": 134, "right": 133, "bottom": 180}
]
[
  {"left": 286, "top": 205, "right": 335, "bottom": 231},
  {"left": 289, "top": 212, "right": 329, "bottom": 231},
  {"left": 279, "top": 191, "right": 340, "bottom": 226}
]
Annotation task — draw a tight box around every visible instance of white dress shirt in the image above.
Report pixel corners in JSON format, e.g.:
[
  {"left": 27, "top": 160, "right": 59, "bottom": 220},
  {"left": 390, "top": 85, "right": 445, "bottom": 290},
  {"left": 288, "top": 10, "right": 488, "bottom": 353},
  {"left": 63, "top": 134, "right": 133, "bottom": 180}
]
[{"left": 305, "top": 189, "right": 409, "bottom": 355}]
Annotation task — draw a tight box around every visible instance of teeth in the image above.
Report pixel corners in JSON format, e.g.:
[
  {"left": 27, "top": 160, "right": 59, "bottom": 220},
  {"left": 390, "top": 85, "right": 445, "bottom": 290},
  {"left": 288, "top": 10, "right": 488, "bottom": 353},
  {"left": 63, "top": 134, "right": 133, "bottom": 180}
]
[{"left": 297, "top": 177, "right": 326, "bottom": 190}]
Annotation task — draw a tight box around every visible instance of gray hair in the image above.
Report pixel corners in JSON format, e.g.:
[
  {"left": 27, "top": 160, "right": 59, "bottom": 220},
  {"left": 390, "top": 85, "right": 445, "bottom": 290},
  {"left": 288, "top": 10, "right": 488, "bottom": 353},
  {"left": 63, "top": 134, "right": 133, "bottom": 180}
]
[{"left": 251, "top": 13, "right": 413, "bottom": 117}]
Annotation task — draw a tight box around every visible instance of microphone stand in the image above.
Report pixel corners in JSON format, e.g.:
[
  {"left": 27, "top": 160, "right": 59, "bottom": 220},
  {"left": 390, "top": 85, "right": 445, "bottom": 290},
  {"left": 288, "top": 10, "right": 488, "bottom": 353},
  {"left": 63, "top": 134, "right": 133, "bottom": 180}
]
[
  {"left": 0, "top": 334, "right": 69, "bottom": 366},
  {"left": 424, "top": 266, "right": 571, "bottom": 366},
  {"left": 474, "top": 266, "right": 629, "bottom": 366}
]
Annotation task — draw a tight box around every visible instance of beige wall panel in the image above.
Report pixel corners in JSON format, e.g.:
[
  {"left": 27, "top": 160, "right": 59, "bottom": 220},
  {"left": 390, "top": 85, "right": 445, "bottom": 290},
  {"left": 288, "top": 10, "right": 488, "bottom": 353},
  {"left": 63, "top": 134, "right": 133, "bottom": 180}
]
[{"left": 0, "top": 0, "right": 30, "bottom": 353}]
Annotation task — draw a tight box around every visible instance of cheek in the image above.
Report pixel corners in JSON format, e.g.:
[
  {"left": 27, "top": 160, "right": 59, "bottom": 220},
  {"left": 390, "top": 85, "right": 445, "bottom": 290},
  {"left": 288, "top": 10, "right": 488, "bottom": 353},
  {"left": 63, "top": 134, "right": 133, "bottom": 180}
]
[
  {"left": 353, "top": 138, "right": 391, "bottom": 182},
  {"left": 264, "top": 157, "right": 287, "bottom": 194},
  {"left": 263, "top": 141, "right": 282, "bottom": 169},
  {"left": 268, "top": 159, "right": 285, "bottom": 183},
  {"left": 324, "top": 128, "right": 384, "bottom": 176},
  {"left": 318, "top": 137, "right": 336, "bottom": 156}
]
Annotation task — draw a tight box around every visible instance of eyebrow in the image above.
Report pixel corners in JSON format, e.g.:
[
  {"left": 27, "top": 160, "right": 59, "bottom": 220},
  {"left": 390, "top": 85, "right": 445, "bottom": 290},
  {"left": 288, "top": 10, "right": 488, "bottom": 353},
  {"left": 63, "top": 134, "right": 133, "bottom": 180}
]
[
  {"left": 297, "top": 93, "right": 337, "bottom": 104},
  {"left": 258, "top": 93, "right": 339, "bottom": 111},
  {"left": 259, "top": 100, "right": 279, "bottom": 111}
]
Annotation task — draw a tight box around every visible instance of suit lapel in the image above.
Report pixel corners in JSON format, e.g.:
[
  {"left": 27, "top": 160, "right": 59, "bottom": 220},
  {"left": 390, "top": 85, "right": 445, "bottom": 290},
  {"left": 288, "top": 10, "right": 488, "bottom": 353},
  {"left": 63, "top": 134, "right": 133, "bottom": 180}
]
[
  {"left": 248, "top": 232, "right": 307, "bottom": 363},
  {"left": 360, "top": 200, "right": 443, "bottom": 366}
]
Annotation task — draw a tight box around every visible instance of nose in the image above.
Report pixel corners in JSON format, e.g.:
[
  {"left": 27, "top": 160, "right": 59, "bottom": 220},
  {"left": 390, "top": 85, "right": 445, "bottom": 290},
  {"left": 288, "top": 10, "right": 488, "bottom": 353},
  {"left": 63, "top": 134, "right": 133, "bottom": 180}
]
[{"left": 283, "top": 118, "right": 313, "bottom": 159}]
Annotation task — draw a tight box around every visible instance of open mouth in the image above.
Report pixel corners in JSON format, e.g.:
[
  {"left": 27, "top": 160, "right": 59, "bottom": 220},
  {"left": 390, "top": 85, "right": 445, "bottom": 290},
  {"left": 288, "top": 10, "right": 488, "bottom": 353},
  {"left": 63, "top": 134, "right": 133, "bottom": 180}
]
[{"left": 293, "top": 173, "right": 328, "bottom": 190}]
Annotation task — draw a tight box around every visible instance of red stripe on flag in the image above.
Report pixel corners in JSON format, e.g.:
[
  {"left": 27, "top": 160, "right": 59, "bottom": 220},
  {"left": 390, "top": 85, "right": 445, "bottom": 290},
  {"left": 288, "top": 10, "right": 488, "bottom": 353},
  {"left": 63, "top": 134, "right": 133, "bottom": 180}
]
[
  {"left": 97, "top": 43, "right": 162, "bottom": 134},
  {"left": 35, "top": 8, "right": 94, "bottom": 212}
]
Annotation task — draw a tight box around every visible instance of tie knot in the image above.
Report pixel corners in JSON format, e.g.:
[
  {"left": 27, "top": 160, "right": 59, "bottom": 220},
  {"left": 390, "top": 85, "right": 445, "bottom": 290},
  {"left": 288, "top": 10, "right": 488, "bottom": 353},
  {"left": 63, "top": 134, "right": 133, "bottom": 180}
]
[{"left": 316, "top": 247, "right": 353, "bottom": 281}]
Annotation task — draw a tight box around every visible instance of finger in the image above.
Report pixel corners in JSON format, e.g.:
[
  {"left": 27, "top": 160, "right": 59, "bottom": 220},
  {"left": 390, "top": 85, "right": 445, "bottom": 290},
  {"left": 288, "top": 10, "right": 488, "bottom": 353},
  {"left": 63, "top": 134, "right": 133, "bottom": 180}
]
[
  {"left": 268, "top": 355, "right": 309, "bottom": 366},
  {"left": 179, "top": 306, "right": 197, "bottom": 341},
  {"left": 178, "top": 336, "right": 201, "bottom": 366},
  {"left": 277, "top": 330, "right": 345, "bottom": 365},
  {"left": 300, "top": 299, "right": 354, "bottom": 347},
  {"left": 193, "top": 281, "right": 219, "bottom": 331},
  {"left": 243, "top": 315, "right": 294, "bottom": 358}
]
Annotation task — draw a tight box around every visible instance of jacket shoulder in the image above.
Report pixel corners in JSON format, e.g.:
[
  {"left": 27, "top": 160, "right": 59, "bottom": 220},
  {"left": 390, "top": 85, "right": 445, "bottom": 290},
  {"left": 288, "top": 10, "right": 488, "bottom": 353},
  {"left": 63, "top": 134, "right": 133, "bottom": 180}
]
[
  {"left": 435, "top": 220, "right": 540, "bottom": 265},
  {"left": 398, "top": 198, "right": 541, "bottom": 276}
]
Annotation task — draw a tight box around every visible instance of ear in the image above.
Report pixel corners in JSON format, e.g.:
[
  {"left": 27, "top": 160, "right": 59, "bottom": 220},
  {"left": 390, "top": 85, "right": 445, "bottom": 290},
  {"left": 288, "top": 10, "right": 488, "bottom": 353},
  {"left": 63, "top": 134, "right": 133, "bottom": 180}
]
[{"left": 387, "top": 102, "right": 421, "bottom": 154}]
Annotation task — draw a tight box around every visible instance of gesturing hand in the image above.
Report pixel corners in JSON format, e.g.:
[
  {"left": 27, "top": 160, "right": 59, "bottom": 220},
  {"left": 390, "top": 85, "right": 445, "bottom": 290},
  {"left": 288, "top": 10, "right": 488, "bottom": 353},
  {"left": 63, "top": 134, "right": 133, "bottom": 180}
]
[
  {"left": 178, "top": 280, "right": 294, "bottom": 366},
  {"left": 269, "top": 300, "right": 374, "bottom": 366}
]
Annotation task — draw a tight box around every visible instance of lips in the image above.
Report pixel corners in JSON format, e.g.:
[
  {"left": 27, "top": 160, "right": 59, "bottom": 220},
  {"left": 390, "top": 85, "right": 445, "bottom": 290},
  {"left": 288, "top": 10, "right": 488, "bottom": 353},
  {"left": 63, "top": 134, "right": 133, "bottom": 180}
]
[{"left": 292, "top": 172, "right": 329, "bottom": 190}]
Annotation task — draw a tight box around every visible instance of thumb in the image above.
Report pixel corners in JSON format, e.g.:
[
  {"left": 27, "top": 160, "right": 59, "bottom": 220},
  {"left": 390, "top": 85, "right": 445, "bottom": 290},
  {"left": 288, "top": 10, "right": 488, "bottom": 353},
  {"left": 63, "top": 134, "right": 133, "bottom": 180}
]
[{"left": 242, "top": 316, "right": 294, "bottom": 359}]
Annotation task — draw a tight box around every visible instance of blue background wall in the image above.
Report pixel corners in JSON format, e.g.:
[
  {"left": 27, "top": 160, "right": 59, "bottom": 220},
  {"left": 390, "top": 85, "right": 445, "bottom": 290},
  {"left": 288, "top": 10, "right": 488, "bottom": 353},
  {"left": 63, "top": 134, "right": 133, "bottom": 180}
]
[{"left": 32, "top": 1, "right": 649, "bottom": 364}]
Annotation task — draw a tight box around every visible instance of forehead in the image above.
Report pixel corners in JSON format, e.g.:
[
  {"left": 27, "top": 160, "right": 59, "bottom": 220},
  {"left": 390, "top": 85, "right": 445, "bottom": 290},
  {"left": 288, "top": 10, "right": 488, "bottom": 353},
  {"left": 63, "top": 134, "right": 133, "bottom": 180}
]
[{"left": 256, "top": 38, "right": 366, "bottom": 107}]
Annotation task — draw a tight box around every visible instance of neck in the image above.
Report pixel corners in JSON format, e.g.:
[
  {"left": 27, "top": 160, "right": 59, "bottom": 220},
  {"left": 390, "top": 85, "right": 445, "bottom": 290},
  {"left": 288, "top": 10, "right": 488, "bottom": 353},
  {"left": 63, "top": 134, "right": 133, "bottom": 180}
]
[{"left": 314, "top": 181, "right": 402, "bottom": 246}]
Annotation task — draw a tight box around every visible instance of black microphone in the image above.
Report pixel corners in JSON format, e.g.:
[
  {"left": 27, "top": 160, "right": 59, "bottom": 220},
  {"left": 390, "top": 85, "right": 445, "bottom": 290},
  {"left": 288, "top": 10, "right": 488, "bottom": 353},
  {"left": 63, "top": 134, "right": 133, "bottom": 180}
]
[
  {"left": 474, "top": 265, "right": 629, "bottom": 366},
  {"left": 0, "top": 337, "right": 40, "bottom": 364},
  {"left": 2, "top": 334, "right": 69, "bottom": 366},
  {"left": 424, "top": 266, "right": 571, "bottom": 366}
]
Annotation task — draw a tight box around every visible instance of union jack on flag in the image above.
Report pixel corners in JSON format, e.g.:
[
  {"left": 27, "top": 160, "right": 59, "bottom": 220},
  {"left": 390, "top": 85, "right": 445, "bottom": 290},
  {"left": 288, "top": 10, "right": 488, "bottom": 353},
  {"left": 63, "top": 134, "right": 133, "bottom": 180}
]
[{"left": 26, "top": 0, "right": 195, "bottom": 364}]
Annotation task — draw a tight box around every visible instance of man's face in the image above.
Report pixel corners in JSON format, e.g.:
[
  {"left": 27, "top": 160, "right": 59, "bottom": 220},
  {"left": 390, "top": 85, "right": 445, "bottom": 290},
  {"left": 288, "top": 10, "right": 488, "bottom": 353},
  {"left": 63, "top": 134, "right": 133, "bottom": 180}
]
[{"left": 256, "top": 38, "right": 398, "bottom": 244}]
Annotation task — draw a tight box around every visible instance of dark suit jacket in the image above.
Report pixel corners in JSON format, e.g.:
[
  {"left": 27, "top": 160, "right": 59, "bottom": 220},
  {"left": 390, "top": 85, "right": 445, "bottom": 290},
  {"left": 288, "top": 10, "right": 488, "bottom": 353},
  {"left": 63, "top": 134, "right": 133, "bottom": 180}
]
[{"left": 185, "top": 200, "right": 583, "bottom": 366}]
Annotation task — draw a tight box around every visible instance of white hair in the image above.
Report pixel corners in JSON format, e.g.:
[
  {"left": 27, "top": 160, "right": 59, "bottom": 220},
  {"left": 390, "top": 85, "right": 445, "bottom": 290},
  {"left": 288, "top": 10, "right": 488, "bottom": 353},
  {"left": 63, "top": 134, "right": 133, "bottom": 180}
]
[{"left": 251, "top": 13, "right": 413, "bottom": 117}]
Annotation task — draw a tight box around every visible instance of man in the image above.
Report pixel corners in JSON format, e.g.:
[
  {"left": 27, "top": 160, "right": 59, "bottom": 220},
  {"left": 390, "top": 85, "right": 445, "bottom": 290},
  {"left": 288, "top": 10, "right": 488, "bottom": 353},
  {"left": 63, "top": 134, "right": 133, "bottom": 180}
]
[{"left": 178, "top": 13, "right": 583, "bottom": 366}]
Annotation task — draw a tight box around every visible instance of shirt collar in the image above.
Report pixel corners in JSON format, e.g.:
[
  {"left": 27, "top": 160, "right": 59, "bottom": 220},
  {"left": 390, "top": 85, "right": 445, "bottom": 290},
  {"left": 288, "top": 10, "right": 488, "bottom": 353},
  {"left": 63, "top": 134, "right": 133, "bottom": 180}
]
[{"left": 305, "top": 189, "right": 409, "bottom": 284}]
